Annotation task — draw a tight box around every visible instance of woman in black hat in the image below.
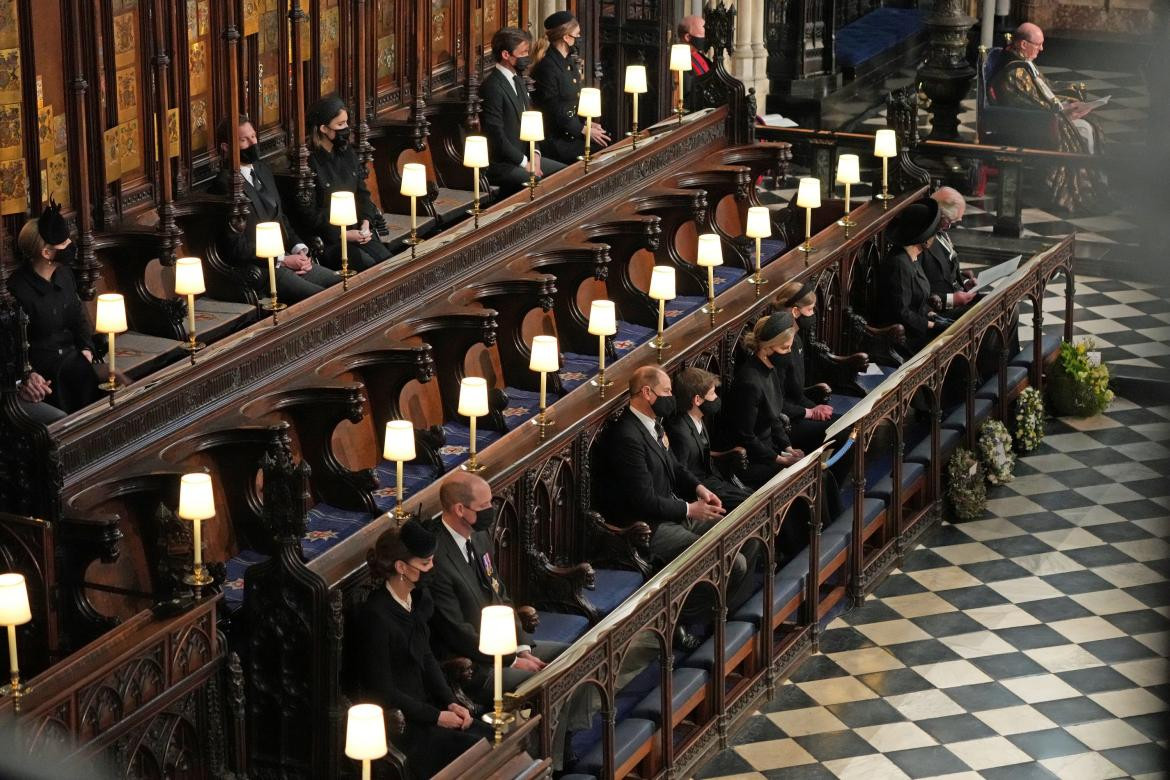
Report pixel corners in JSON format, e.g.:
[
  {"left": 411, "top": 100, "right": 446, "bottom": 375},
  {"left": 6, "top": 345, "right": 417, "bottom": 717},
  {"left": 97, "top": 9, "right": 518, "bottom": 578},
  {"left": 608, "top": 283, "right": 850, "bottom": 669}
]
[
  {"left": 304, "top": 96, "right": 391, "bottom": 272},
  {"left": 6, "top": 200, "right": 103, "bottom": 414},
  {"left": 531, "top": 11, "right": 610, "bottom": 165},
  {"left": 879, "top": 198, "right": 945, "bottom": 355},
  {"left": 721, "top": 312, "right": 805, "bottom": 488},
  {"left": 358, "top": 520, "right": 490, "bottom": 777}
]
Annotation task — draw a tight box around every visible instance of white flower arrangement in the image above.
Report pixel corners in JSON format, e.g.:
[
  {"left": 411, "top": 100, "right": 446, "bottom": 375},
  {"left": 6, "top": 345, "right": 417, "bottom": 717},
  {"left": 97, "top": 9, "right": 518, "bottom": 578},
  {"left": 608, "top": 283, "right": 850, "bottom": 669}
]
[
  {"left": 946, "top": 448, "right": 987, "bottom": 522},
  {"left": 978, "top": 420, "right": 1016, "bottom": 485},
  {"left": 1015, "top": 386, "right": 1045, "bottom": 453}
]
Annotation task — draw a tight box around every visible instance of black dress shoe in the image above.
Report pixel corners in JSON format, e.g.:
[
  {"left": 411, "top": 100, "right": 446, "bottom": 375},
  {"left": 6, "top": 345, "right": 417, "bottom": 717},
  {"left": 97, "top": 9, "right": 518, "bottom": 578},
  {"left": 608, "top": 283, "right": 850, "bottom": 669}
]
[{"left": 674, "top": 625, "right": 702, "bottom": 652}]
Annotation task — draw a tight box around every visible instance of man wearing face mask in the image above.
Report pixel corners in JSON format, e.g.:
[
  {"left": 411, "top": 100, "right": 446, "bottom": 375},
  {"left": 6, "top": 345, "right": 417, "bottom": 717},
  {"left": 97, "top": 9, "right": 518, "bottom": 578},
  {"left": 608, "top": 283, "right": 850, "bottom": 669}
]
[
  {"left": 531, "top": 11, "right": 610, "bottom": 165},
  {"left": 678, "top": 15, "right": 711, "bottom": 111},
  {"left": 481, "top": 27, "right": 566, "bottom": 196},
  {"left": 666, "top": 367, "right": 752, "bottom": 512},
  {"left": 305, "top": 95, "right": 392, "bottom": 269},
  {"left": 211, "top": 116, "right": 341, "bottom": 303},
  {"left": 427, "top": 471, "right": 568, "bottom": 705},
  {"left": 7, "top": 200, "right": 103, "bottom": 414}
]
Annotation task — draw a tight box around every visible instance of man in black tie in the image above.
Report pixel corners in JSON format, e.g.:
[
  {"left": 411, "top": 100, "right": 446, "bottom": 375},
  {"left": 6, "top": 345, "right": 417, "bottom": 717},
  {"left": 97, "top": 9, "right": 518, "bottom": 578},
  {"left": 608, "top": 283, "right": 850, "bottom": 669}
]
[
  {"left": 480, "top": 28, "right": 566, "bottom": 196},
  {"left": 426, "top": 471, "right": 567, "bottom": 705},
  {"left": 923, "top": 187, "right": 978, "bottom": 314},
  {"left": 665, "top": 366, "right": 752, "bottom": 511},
  {"left": 211, "top": 116, "right": 340, "bottom": 302}
]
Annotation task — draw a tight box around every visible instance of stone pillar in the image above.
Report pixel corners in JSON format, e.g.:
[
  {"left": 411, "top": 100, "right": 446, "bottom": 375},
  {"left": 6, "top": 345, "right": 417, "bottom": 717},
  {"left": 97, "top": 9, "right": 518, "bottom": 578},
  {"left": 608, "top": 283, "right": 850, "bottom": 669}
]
[
  {"left": 917, "top": 0, "right": 977, "bottom": 140},
  {"left": 732, "top": 0, "right": 754, "bottom": 82},
  {"left": 750, "top": 0, "right": 768, "bottom": 102},
  {"left": 693, "top": 0, "right": 706, "bottom": 18}
]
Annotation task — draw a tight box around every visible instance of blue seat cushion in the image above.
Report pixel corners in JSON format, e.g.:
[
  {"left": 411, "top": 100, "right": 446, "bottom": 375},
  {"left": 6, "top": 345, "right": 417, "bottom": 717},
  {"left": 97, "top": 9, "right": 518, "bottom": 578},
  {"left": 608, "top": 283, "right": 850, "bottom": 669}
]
[
  {"left": 819, "top": 531, "right": 850, "bottom": 575},
  {"left": 301, "top": 503, "right": 377, "bottom": 560},
  {"left": 560, "top": 352, "right": 600, "bottom": 392},
  {"left": 760, "top": 237, "right": 787, "bottom": 265},
  {"left": 1010, "top": 329, "right": 1062, "bottom": 368},
  {"left": 831, "top": 496, "right": 886, "bottom": 538},
  {"left": 666, "top": 295, "right": 707, "bottom": 325},
  {"left": 575, "top": 718, "right": 656, "bottom": 775},
  {"left": 857, "top": 364, "right": 896, "bottom": 393},
  {"left": 829, "top": 393, "right": 862, "bottom": 416},
  {"left": 732, "top": 575, "right": 805, "bottom": 626},
  {"left": 532, "top": 611, "right": 591, "bottom": 645},
  {"left": 837, "top": 8, "right": 924, "bottom": 68},
  {"left": 613, "top": 321, "right": 655, "bottom": 357},
  {"left": 713, "top": 265, "right": 746, "bottom": 291},
  {"left": 681, "top": 620, "right": 756, "bottom": 671},
  {"left": 942, "top": 398, "right": 994, "bottom": 433},
  {"left": 585, "top": 569, "right": 644, "bottom": 617},
  {"left": 224, "top": 550, "right": 270, "bottom": 612},
  {"left": 976, "top": 366, "right": 1029, "bottom": 400},
  {"left": 905, "top": 427, "right": 962, "bottom": 465},
  {"left": 630, "top": 667, "right": 710, "bottom": 724},
  {"left": 501, "top": 386, "right": 557, "bottom": 431},
  {"left": 866, "top": 461, "right": 926, "bottom": 502}
]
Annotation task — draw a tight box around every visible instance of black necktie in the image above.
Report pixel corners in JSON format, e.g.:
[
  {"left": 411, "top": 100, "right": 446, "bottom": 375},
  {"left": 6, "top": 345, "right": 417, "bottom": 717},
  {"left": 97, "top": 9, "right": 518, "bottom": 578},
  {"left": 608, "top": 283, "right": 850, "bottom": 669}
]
[
  {"left": 465, "top": 540, "right": 475, "bottom": 568},
  {"left": 513, "top": 75, "right": 526, "bottom": 105},
  {"left": 654, "top": 419, "right": 666, "bottom": 447}
]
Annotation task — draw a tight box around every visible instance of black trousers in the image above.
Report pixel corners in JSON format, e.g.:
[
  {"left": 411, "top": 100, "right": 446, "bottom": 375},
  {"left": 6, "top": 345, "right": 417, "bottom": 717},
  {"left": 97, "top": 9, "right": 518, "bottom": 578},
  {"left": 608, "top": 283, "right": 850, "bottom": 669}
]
[
  {"left": 274, "top": 263, "right": 341, "bottom": 303},
  {"left": 486, "top": 157, "right": 567, "bottom": 197},
  {"left": 402, "top": 719, "right": 492, "bottom": 778}
]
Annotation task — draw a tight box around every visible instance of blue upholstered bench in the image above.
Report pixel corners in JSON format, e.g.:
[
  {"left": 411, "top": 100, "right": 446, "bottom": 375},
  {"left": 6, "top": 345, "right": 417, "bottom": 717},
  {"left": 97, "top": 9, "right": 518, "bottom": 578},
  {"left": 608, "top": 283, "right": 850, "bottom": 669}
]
[
  {"left": 681, "top": 621, "right": 757, "bottom": 673},
  {"left": 866, "top": 461, "right": 926, "bottom": 503},
  {"left": 573, "top": 717, "right": 657, "bottom": 777},
  {"left": 905, "top": 427, "right": 962, "bottom": 466},
  {"left": 732, "top": 573, "right": 805, "bottom": 628},
  {"left": 630, "top": 666, "right": 710, "bottom": 727},
  {"left": 533, "top": 611, "right": 591, "bottom": 645},
  {"left": 976, "top": 365, "right": 1029, "bottom": 402},
  {"left": 836, "top": 8, "right": 925, "bottom": 74},
  {"left": 583, "top": 569, "right": 645, "bottom": 619},
  {"left": 1010, "top": 328, "right": 1063, "bottom": 370}
]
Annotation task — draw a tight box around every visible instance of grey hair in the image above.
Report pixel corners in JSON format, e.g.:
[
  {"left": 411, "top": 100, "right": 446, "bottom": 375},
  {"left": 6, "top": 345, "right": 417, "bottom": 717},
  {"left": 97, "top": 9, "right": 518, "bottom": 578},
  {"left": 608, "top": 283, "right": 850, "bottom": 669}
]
[{"left": 931, "top": 187, "right": 965, "bottom": 221}]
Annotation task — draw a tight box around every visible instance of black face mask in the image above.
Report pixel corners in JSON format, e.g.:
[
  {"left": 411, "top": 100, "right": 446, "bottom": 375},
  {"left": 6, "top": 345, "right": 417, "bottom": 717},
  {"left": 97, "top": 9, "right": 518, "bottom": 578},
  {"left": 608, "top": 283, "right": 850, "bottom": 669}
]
[
  {"left": 472, "top": 504, "right": 497, "bottom": 530},
  {"left": 53, "top": 244, "right": 77, "bottom": 266},
  {"left": 513, "top": 55, "right": 531, "bottom": 73},
  {"left": 699, "top": 397, "right": 722, "bottom": 417},
  {"left": 650, "top": 391, "right": 676, "bottom": 419},
  {"left": 689, "top": 36, "right": 706, "bottom": 51},
  {"left": 331, "top": 127, "right": 351, "bottom": 150},
  {"left": 797, "top": 314, "right": 815, "bottom": 334},
  {"left": 570, "top": 35, "right": 584, "bottom": 51},
  {"left": 240, "top": 144, "right": 260, "bottom": 164}
]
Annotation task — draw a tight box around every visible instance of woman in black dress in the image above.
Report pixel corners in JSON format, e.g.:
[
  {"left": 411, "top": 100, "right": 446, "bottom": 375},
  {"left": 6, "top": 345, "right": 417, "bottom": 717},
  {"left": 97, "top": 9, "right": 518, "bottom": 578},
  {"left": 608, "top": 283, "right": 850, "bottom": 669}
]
[
  {"left": 358, "top": 520, "right": 490, "bottom": 778},
  {"left": 771, "top": 280, "right": 837, "bottom": 451},
  {"left": 530, "top": 11, "right": 610, "bottom": 165},
  {"left": 722, "top": 312, "right": 804, "bottom": 489},
  {"left": 6, "top": 201, "right": 102, "bottom": 414},
  {"left": 879, "top": 198, "right": 945, "bottom": 355},
  {"left": 305, "top": 96, "right": 392, "bottom": 271}
]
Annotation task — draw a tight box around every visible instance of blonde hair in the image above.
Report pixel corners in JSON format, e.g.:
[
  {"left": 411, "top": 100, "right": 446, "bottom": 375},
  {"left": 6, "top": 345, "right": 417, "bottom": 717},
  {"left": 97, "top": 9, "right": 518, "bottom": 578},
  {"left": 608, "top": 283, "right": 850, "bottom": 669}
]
[
  {"left": 532, "top": 19, "right": 577, "bottom": 67},
  {"left": 16, "top": 220, "right": 47, "bottom": 265},
  {"left": 742, "top": 315, "right": 795, "bottom": 353},
  {"left": 775, "top": 281, "right": 815, "bottom": 310}
]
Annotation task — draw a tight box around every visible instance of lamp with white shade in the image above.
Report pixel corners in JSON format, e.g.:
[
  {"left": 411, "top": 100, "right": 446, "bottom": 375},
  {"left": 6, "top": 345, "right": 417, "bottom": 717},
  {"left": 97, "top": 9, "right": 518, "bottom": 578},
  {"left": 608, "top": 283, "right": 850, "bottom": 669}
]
[
  {"left": 795, "top": 177, "right": 821, "bottom": 255},
  {"left": 529, "top": 335, "right": 559, "bottom": 440},
  {"left": 669, "top": 44, "right": 691, "bottom": 123},
  {"left": 458, "top": 377, "right": 489, "bottom": 472},
  {"left": 329, "top": 191, "right": 358, "bottom": 285},
  {"left": 0, "top": 572, "right": 32, "bottom": 710},
  {"left": 696, "top": 233, "right": 723, "bottom": 326},
  {"left": 345, "top": 703, "right": 388, "bottom": 780},
  {"left": 836, "top": 154, "right": 861, "bottom": 232},
  {"left": 745, "top": 206, "right": 771, "bottom": 295},
  {"left": 874, "top": 129, "right": 897, "bottom": 204},
  {"left": 648, "top": 265, "right": 675, "bottom": 360},
  {"left": 255, "top": 221, "right": 287, "bottom": 322},
  {"left": 625, "top": 65, "right": 647, "bottom": 146},
  {"left": 577, "top": 87, "right": 601, "bottom": 170},
  {"left": 479, "top": 604, "right": 518, "bottom": 744},
  {"left": 95, "top": 293, "right": 127, "bottom": 399},
  {"left": 383, "top": 421, "right": 416, "bottom": 519},
  {"left": 400, "top": 163, "right": 427, "bottom": 258},
  {"left": 463, "top": 135, "right": 489, "bottom": 228},
  {"left": 174, "top": 256, "right": 206, "bottom": 360},
  {"left": 587, "top": 299, "right": 616, "bottom": 398},
  {"left": 519, "top": 111, "right": 544, "bottom": 200},
  {"left": 178, "top": 472, "right": 215, "bottom": 590}
]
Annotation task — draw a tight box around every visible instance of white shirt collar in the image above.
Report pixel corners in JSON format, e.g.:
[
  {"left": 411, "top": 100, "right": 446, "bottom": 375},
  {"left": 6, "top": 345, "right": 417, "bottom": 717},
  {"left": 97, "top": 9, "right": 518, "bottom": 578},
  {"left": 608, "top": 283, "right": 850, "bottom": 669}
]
[
  {"left": 442, "top": 517, "right": 472, "bottom": 557},
  {"left": 690, "top": 414, "right": 704, "bottom": 434},
  {"left": 630, "top": 406, "right": 660, "bottom": 440},
  {"left": 494, "top": 63, "right": 518, "bottom": 92},
  {"left": 385, "top": 580, "right": 412, "bottom": 612},
  {"left": 240, "top": 164, "right": 254, "bottom": 184}
]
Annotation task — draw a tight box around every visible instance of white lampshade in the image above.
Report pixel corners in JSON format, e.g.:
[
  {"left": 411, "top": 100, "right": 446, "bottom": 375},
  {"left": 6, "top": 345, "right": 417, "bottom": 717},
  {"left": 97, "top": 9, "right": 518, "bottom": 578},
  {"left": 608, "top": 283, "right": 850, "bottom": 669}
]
[
  {"left": 478, "top": 604, "right": 518, "bottom": 655},
  {"left": 174, "top": 256, "right": 205, "bottom": 296},
  {"left": 795, "top": 178, "right": 821, "bottom": 209},
  {"left": 874, "top": 128, "right": 897, "bottom": 158},
  {"left": 696, "top": 234, "right": 723, "bottom": 267},
  {"left": 624, "top": 65, "right": 648, "bottom": 94},
  {"left": 0, "top": 573, "right": 31, "bottom": 626},
  {"left": 95, "top": 293, "right": 128, "bottom": 334},
  {"left": 578, "top": 87, "right": 602, "bottom": 118},
  {"left": 345, "top": 704, "right": 389, "bottom": 762},
  {"left": 383, "top": 420, "right": 416, "bottom": 462},
  {"left": 745, "top": 206, "right": 771, "bottom": 239},
  {"left": 669, "top": 44, "right": 692, "bottom": 72},
  {"left": 836, "top": 154, "right": 861, "bottom": 185},
  {"left": 529, "top": 335, "right": 560, "bottom": 373},
  {"left": 255, "top": 221, "right": 285, "bottom": 258},
  {"left": 400, "top": 163, "right": 427, "bottom": 197},
  {"left": 458, "top": 376, "right": 489, "bottom": 417},
  {"left": 329, "top": 191, "right": 358, "bottom": 226},
  {"left": 648, "top": 265, "right": 676, "bottom": 301},
  {"left": 587, "top": 299, "right": 616, "bottom": 336},
  {"left": 178, "top": 472, "right": 216, "bottom": 520},
  {"left": 519, "top": 111, "right": 544, "bottom": 142},
  {"left": 463, "top": 135, "right": 489, "bottom": 168}
]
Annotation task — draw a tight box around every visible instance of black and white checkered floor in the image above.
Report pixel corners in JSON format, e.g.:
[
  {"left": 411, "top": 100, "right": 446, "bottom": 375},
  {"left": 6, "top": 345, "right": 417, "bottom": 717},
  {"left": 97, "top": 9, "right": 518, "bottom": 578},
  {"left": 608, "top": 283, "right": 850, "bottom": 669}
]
[{"left": 693, "top": 277, "right": 1170, "bottom": 779}]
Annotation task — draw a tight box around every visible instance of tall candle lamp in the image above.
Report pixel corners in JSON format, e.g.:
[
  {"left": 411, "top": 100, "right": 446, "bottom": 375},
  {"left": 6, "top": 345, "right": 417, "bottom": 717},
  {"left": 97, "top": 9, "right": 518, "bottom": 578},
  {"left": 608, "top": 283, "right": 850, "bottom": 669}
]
[
  {"left": 587, "top": 299, "right": 616, "bottom": 398},
  {"left": 255, "top": 221, "right": 287, "bottom": 324},
  {"left": 648, "top": 265, "right": 675, "bottom": 362},
  {"left": 95, "top": 293, "right": 127, "bottom": 404},
  {"left": 745, "top": 206, "right": 771, "bottom": 296},
  {"left": 624, "top": 65, "right": 647, "bottom": 147},
  {"left": 874, "top": 129, "right": 897, "bottom": 206},
  {"left": 696, "top": 233, "right": 723, "bottom": 327},
  {"left": 577, "top": 88, "right": 601, "bottom": 171},
  {"left": 519, "top": 111, "right": 544, "bottom": 201},
  {"left": 529, "top": 335, "right": 558, "bottom": 441},
  {"left": 795, "top": 177, "right": 821, "bottom": 257},
  {"left": 479, "top": 605, "right": 518, "bottom": 744},
  {"left": 0, "top": 573, "right": 33, "bottom": 711},
  {"left": 836, "top": 154, "right": 861, "bottom": 234},
  {"left": 345, "top": 704, "right": 388, "bottom": 780},
  {"left": 400, "top": 163, "right": 427, "bottom": 259},
  {"left": 383, "top": 420, "right": 415, "bottom": 519},
  {"left": 174, "top": 256, "right": 205, "bottom": 362},
  {"left": 329, "top": 191, "right": 358, "bottom": 287},
  {"left": 178, "top": 472, "right": 215, "bottom": 593},
  {"left": 463, "top": 135, "right": 489, "bottom": 228},
  {"left": 669, "top": 44, "right": 692, "bottom": 123},
  {"left": 458, "top": 377, "right": 488, "bottom": 472}
]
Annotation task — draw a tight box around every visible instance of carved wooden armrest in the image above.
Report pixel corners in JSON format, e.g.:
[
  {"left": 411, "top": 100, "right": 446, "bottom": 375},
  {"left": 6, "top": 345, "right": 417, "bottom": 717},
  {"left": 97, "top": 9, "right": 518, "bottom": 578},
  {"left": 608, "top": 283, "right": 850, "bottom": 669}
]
[
  {"left": 441, "top": 658, "right": 482, "bottom": 716},
  {"left": 586, "top": 511, "right": 652, "bottom": 578}
]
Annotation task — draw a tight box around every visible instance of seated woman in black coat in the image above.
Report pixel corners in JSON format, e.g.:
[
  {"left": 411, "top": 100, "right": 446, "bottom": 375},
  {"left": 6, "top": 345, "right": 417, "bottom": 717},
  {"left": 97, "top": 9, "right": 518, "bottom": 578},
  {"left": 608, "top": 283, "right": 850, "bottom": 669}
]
[
  {"left": 305, "top": 96, "right": 392, "bottom": 272},
  {"left": 530, "top": 11, "right": 609, "bottom": 165},
  {"left": 771, "top": 280, "right": 838, "bottom": 451},
  {"left": 6, "top": 201, "right": 102, "bottom": 414},
  {"left": 722, "top": 312, "right": 804, "bottom": 489},
  {"left": 878, "top": 198, "right": 947, "bottom": 355},
  {"left": 358, "top": 520, "right": 490, "bottom": 778}
]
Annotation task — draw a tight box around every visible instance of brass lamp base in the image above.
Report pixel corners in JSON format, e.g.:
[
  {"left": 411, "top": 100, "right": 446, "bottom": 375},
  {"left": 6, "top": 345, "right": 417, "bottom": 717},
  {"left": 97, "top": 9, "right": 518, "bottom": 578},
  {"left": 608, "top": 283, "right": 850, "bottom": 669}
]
[
  {"left": 338, "top": 267, "right": 357, "bottom": 281},
  {"left": 461, "top": 455, "right": 486, "bottom": 473},
  {"left": 577, "top": 152, "right": 592, "bottom": 172},
  {"left": 404, "top": 232, "right": 419, "bottom": 259},
  {"left": 0, "top": 676, "right": 31, "bottom": 713},
  {"left": 98, "top": 378, "right": 123, "bottom": 393},
  {"left": 184, "top": 564, "right": 213, "bottom": 598},
  {"left": 875, "top": 191, "right": 894, "bottom": 210},
  {"left": 591, "top": 374, "right": 614, "bottom": 400},
  {"left": 652, "top": 334, "right": 670, "bottom": 363},
  {"left": 527, "top": 174, "right": 538, "bottom": 201},
  {"left": 626, "top": 125, "right": 640, "bottom": 148},
  {"left": 751, "top": 272, "right": 768, "bottom": 297},
  {"left": 531, "top": 410, "right": 554, "bottom": 441},
  {"left": 261, "top": 298, "right": 287, "bottom": 325},
  {"left": 184, "top": 337, "right": 206, "bottom": 365},
  {"left": 489, "top": 704, "right": 516, "bottom": 745},
  {"left": 675, "top": 105, "right": 685, "bottom": 124},
  {"left": 393, "top": 504, "right": 411, "bottom": 521},
  {"left": 799, "top": 241, "right": 817, "bottom": 255},
  {"left": 702, "top": 301, "right": 721, "bottom": 328},
  {"left": 468, "top": 203, "right": 482, "bottom": 229}
]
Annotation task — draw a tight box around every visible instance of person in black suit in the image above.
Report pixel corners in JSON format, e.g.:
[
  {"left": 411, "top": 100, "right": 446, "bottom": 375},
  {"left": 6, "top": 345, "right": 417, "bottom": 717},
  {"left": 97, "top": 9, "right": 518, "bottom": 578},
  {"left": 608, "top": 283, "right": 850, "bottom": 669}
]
[
  {"left": 305, "top": 96, "right": 392, "bottom": 271},
  {"left": 723, "top": 313, "right": 805, "bottom": 489},
  {"left": 924, "top": 188, "right": 978, "bottom": 314},
  {"left": 878, "top": 198, "right": 946, "bottom": 355},
  {"left": 358, "top": 520, "right": 490, "bottom": 778},
  {"left": 666, "top": 366, "right": 752, "bottom": 511},
  {"left": 210, "top": 116, "right": 340, "bottom": 303},
  {"left": 530, "top": 11, "right": 609, "bottom": 165},
  {"left": 481, "top": 27, "right": 566, "bottom": 196},
  {"left": 427, "top": 471, "right": 567, "bottom": 705}
]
